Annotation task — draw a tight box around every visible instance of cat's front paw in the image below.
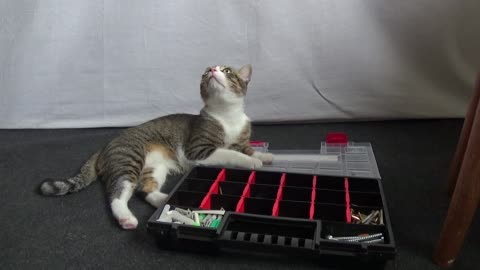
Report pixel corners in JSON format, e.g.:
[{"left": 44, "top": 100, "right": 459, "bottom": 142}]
[
  {"left": 253, "top": 152, "right": 274, "bottom": 165},
  {"left": 251, "top": 158, "right": 263, "bottom": 169},
  {"left": 241, "top": 157, "right": 263, "bottom": 170}
]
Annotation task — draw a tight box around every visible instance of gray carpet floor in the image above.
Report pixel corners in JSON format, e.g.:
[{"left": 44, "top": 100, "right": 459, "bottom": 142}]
[{"left": 1, "top": 119, "right": 479, "bottom": 270}]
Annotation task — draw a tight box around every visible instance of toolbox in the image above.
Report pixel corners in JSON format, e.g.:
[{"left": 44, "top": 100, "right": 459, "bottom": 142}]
[{"left": 147, "top": 134, "right": 396, "bottom": 262}]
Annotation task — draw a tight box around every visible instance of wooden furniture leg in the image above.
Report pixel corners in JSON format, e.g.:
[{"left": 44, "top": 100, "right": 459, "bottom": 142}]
[
  {"left": 433, "top": 92, "right": 480, "bottom": 267},
  {"left": 447, "top": 76, "right": 480, "bottom": 196}
]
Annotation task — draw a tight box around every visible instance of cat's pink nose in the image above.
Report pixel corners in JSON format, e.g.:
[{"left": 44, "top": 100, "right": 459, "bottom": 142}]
[{"left": 210, "top": 67, "right": 216, "bottom": 73}]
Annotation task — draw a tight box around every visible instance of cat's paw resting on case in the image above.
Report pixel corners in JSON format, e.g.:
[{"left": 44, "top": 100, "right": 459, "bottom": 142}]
[
  {"left": 248, "top": 157, "right": 263, "bottom": 169},
  {"left": 232, "top": 155, "right": 263, "bottom": 170},
  {"left": 253, "top": 152, "right": 274, "bottom": 164}
]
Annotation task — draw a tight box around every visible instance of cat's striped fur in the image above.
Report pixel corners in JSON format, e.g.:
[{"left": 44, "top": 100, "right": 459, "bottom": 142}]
[{"left": 40, "top": 64, "right": 274, "bottom": 230}]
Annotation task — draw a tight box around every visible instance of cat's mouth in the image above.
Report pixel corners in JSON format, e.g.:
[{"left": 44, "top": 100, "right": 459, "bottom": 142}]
[{"left": 209, "top": 74, "right": 225, "bottom": 88}]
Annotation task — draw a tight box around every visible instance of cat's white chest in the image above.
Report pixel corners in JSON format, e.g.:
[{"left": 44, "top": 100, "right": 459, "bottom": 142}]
[{"left": 215, "top": 114, "right": 249, "bottom": 147}]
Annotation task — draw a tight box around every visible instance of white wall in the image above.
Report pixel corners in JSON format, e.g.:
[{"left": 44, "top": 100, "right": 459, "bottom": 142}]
[{"left": 1, "top": 0, "right": 479, "bottom": 128}]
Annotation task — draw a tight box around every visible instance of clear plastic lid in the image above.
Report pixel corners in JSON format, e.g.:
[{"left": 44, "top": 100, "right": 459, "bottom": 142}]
[{"left": 256, "top": 142, "right": 381, "bottom": 179}]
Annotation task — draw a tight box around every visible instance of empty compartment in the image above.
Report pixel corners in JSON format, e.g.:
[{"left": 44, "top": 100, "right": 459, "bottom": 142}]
[
  {"left": 313, "top": 203, "right": 347, "bottom": 222},
  {"left": 315, "top": 176, "right": 345, "bottom": 190},
  {"left": 210, "top": 194, "right": 241, "bottom": 211},
  {"left": 166, "top": 191, "right": 207, "bottom": 208},
  {"left": 345, "top": 153, "right": 369, "bottom": 162},
  {"left": 242, "top": 198, "right": 276, "bottom": 216},
  {"left": 287, "top": 159, "right": 317, "bottom": 174},
  {"left": 281, "top": 187, "right": 312, "bottom": 202},
  {"left": 347, "top": 177, "right": 380, "bottom": 192},
  {"left": 349, "top": 191, "right": 383, "bottom": 207},
  {"left": 277, "top": 201, "right": 311, "bottom": 219},
  {"left": 249, "top": 184, "right": 279, "bottom": 200},
  {"left": 349, "top": 171, "right": 378, "bottom": 178},
  {"left": 253, "top": 171, "right": 283, "bottom": 185},
  {"left": 283, "top": 173, "right": 315, "bottom": 188},
  {"left": 346, "top": 161, "right": 371, "bottom": 171},
  {"left": 225, "top": 213, "right": 318, "bottom": 239},
  {"left": 316, "top": 189, "right": 345, "bottom": 204},
  {"left": 262, "top": 160, "right": 288, "bottom": 172},
  {"left": 224, "top": 169, "right": 253, "bottom": 183},
  {"left": 186, "top": 167, "right": 223, "bottom": 180},
  {"left": 178, "top": 179, "right": 215, "bottom": 193},
  {"left": 321, "top": 221, "right": 388, "bottom": 244},
  {"left": 218, "top": 182, "right": 247, "bottom": 197}
]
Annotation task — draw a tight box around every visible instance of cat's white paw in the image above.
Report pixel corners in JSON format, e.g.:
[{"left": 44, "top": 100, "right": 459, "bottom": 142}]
[
  {"left": 118, "top": 215, "right": 138, "bottom": 230},
  {"left": 242, "top": 157, "right": 263, "bottom": 169},
  {"left": 145, "top": 191, "right": 168, "bottom": 208},
  {"left": 253, "top": 158, "right": 263, "bottom": 169},
  {"left": 253, "top": 152, "right": 274, "bottom": 164}
]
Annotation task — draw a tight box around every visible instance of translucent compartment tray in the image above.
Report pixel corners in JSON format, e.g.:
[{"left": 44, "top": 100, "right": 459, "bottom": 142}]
[{"left": 256, "top": 142, "right": 381, "bottom": 179}]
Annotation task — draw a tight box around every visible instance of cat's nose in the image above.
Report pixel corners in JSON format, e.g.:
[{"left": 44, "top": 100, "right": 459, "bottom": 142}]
[{"left": 210, "top": 67, "right": 216, "bottom": 73}]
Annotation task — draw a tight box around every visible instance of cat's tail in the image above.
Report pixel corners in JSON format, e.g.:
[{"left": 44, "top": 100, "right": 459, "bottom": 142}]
[{"left": 39, "top": 152, "right": 100, "bottom": 196}]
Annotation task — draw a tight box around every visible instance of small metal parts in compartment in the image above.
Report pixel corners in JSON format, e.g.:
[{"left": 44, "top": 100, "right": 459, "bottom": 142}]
[
  {"left": 157, "top": 204, "right": 225, "bottom": 228},
  {"left": 326, "top": 233, "right": 384, "bottom": 243},
  {"left": 351, "top": 209, "right": 384, "bottom": 225}
]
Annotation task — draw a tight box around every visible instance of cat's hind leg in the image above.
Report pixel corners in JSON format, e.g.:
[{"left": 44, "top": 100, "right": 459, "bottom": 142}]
[
  {"left": 139, "top": 145, "right": 176, "bottom": 208},
  {"left": 139, "top": 165, "right": 170, "bottom": 208},
  {"left": 110, "top": 177, "right": 138, "bottom": 229}
]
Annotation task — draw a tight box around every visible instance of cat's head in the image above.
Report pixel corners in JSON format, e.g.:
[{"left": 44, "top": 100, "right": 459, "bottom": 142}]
[{"left": 200, "top": 64, "right": 252, "bottom": 104}]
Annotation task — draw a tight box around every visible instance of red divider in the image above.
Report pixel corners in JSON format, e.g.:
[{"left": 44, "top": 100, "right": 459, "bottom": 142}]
[
  {"left": 309, "top": 176, "right": 317, "bottom": 219},
  {"left": 247, "top": 171, "right": 256, "bottom": 185},
  {"left": 198, "top": 190, "right": 213, "bottom": 209},
  {"left": 276, "top": 173, "right": 286, "bottom": 201},
  {"left": 240, "top": 171, "right": 256, "bottom": 198},
  {"left": 272, "top": 173, "right": 286, "bottom": 216},
  {"left": 272, "top": 202, "right": 279, "bottom": 216},
  {"left": 199, "top": 169, "right": 226, "bottom": 209},
  {"left": 199, "top": 194, "right": 212, "bottom": 209},
  {"left": 207, "top": 169, "right": 226, "bottom": 194},
  {"left": 235, "top": 171, "right": 257, "bottom": 213},
  {"left": 235, "top": 197, "right": 245, "bottom": 213},
  {"left": 344, "top": 177, "right": 351, "bottom": 223}
]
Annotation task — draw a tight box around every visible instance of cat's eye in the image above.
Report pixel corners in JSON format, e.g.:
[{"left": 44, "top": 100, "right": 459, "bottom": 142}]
[{"left": 223, "top": 68, "right": 232, "bottom": 73}]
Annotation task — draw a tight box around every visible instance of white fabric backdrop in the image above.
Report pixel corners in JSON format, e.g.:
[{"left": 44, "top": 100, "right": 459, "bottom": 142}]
[{"left": 1, "top": 0, "right": 479, "bottom": 128}]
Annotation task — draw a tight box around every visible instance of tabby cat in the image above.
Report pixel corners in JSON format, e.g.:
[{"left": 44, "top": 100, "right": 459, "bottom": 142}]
[{"left": 39, "top": 64, "right": 273, "bottom": 230}]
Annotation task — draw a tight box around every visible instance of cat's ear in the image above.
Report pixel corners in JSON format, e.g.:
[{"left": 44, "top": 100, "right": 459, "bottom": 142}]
[{"left": 238, "top": 64, "right": 252, "bottom": 84}]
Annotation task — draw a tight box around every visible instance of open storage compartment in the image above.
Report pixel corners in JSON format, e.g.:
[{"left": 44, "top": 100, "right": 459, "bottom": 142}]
[{"left": 147, "top": 165, "right": 396, "bottom": 262}]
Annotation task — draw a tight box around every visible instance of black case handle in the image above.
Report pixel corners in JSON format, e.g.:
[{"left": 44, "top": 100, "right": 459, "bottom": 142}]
[{"left": 218, "top": 212, "right": 321, "bottom": 250}]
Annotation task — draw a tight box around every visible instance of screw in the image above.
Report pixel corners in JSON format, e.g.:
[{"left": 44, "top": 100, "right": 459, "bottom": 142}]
[
  {"left": 327, "top": 235, "right": 361, "bottom": 241},
  {"left": 326, "top": 233, "right": 383, "bottom": 242},
  {"left": 363, "top": 237, "right": 385, "bottom": 244},
  {"left": 345, "top": 233, "right": 383, "bottom": 242},
  {"left": 363, "top": 210, "right": 378, "bottom": 225},
  {"left": 359, "top": 212, "right": 367, "bottom": 222},
  {"left": 326, "top": 235, "right": 336, "bottom": 240},
  {"left": 351, "top": 214, "right": 361, "bottom": 222}
]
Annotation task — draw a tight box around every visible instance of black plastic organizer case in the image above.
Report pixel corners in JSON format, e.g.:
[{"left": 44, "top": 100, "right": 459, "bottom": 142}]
[{"left": 147, "top": 166, "right": 396, "bottom": 260}]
